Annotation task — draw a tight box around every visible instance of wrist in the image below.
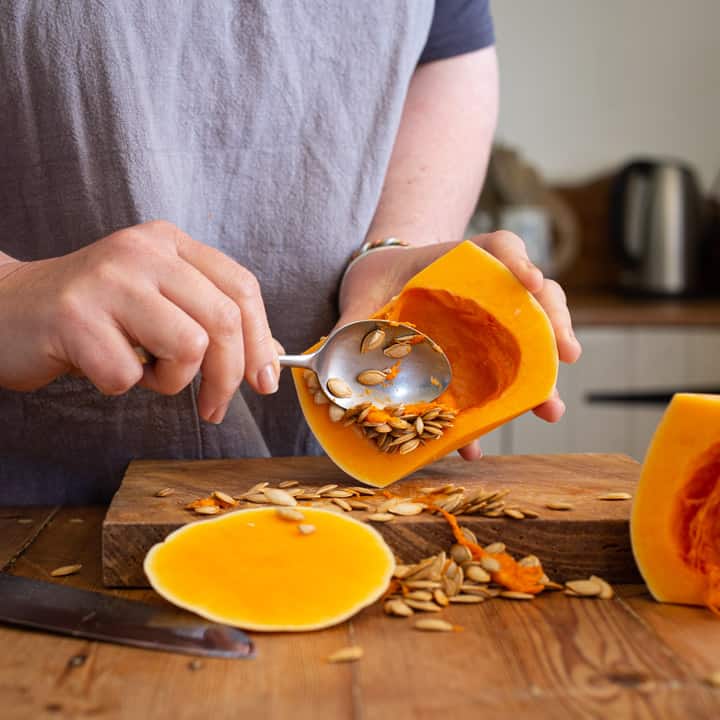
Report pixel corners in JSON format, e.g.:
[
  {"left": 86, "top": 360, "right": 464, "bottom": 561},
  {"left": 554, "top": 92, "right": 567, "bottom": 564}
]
[{"left": 0, "top": 255, "right": 22, "bottom": 282}]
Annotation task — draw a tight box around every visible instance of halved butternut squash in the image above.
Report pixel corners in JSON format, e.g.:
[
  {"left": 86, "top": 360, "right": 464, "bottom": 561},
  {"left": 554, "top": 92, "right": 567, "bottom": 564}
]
[
  {"left": 144, "top": 507, "right": 395, "bottom": 631},
  {"left": 293, "top": 241, "right": 558, "bottom": 487},
  {"left": 631, "top": 393, "right": 720, "bottom": 610}
]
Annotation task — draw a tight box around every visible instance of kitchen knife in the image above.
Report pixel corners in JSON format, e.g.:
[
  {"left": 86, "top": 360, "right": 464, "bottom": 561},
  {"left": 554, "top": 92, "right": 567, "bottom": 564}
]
[{"left": 0, "top": 573, "right": 254, "bottom": 658}]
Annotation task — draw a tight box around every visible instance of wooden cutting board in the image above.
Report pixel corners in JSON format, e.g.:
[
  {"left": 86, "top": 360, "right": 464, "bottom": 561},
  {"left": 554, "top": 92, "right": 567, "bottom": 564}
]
[{"left": 102, "top": 453, "right": 642, "bottom": 587}]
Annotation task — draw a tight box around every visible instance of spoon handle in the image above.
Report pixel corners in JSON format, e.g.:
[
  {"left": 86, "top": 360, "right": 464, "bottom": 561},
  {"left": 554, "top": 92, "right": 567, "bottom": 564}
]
[{"left": 278, "top": 353, "right": 316, "bottom": 371}]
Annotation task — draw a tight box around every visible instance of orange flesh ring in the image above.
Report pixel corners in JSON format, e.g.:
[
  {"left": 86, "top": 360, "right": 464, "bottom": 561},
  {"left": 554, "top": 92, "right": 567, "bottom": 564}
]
[{"left": 672, "top": 443, "right": 720, "bottom": 614}]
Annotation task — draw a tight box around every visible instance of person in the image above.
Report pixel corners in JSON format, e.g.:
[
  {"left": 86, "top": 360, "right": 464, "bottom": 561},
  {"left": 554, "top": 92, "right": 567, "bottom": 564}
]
[{"left": 0, "top": 1, "right": 581, "bottom": 505}]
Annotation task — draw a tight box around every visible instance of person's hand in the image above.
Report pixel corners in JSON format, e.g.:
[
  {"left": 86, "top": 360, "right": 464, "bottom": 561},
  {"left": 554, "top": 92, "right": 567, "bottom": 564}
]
[
  {"left": 337, "top": 232, "right": 582, "bottom": 458},
  {"left": 0, "top": 220, "right": 279, "bottom": 423}
]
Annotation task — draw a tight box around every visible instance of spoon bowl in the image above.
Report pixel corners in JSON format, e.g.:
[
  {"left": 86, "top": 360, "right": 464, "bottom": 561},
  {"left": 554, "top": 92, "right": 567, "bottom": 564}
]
[{"left": 279, "top": 320, "right": 452, "bottom": 410}]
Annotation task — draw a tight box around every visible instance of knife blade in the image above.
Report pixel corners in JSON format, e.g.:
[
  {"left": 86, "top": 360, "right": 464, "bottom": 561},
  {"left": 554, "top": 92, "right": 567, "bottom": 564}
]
[{"left": 0, "top": 574, "right": 254, "bottom": 659}]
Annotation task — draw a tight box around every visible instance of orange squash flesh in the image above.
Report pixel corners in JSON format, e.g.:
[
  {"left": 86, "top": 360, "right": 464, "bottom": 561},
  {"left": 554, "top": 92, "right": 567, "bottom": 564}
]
[
  {"left": 293, "top": 241, "right": 558, "bottom": 487},
  {"left": 144, "top": 507, "right": 395, "bottom": 631},
  {"left": 631, "top": 393, "right": 720, "bottom": 610}
]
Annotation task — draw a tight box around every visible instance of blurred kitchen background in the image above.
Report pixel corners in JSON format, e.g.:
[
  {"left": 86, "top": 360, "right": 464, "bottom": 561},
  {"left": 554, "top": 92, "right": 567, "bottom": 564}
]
[{"left": 473, "top": 1, "right": 720, "bottom": 460}]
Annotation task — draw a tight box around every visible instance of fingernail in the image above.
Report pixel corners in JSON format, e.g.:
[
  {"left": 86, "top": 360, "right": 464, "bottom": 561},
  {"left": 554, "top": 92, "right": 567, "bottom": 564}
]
[
  {"left": 209, "top": 403, "right": 228, "bottom": 424},
  {"left": 258, "top": 363, "right": 279, "bottom": 394}
]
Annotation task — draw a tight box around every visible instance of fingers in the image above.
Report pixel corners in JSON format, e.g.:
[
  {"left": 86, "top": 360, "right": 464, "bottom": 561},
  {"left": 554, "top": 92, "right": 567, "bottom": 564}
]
[
  {"left": 174, "top": 232, "right": 279, "bottom": 409},
  {"left": 532, "top": 387, "right": 566, "bottom": 422},
  {"left": 458, "top": 440, "right": 483, "bottom": 461},
  {"left": 481, "top": 231, "right": 544, "bottom": 294},
  {"left": 534, "top": 279, "right": 582, "bottom": 364}
]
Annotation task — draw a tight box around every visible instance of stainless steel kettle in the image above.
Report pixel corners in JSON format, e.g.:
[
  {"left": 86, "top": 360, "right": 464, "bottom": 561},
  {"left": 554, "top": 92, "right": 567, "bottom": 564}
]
[{"left": 610, "top": 159, "right": 705, "bottom": 295}]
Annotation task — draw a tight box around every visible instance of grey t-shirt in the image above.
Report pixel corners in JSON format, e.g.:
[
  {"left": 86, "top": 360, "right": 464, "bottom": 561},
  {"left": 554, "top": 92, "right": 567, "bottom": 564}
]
[{"left": 0, "top": 1, "right": 492, "bottom": 504}]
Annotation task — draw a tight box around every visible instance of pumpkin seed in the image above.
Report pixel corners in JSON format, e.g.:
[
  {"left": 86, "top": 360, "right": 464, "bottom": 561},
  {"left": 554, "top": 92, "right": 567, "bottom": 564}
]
[
  {"left": 263, "top": 488, "right": 298, "bottom": 507},
  {"left": 332, "top": 498, "right": 352, "bottom": 512},
  {"left": 704, "top": 671, "right": 720, "bottom": 688},
  {"left": 460, "top": 526, "right": 478, "bottom": 544},
  {"left": 384, "top": 599, "right": 414, "bottom": 617},
  {"left": 298, "top": 524, "right": 316, "bottom": 535},
  {"left": 545, "top": 501, "right": 573, "bottom": 511},
  {"left": 194, "top": 505, "right": 221, "bottom": 515},
  {"left": 383, "top": 343, "right": 412, "bottom": 359},
  {"left": 395, "top": 333, "right": 419, "bottom": 344},
  {"left": 361, "top": 328, "right": 385, "bottom": 353},
  {"left": 313, "top": 391, "right": 329, "bottom": 405},
  {"left": 480, "top": 557, "right": 501, "bottom": 573},
  {"left": 304, "top": 370, "right": 319, "bottom": 390},
  {"left": 51, "top": 564, "right": 82, "bottom": 577},
  {"left": 366, "top": 513, "right": 395, "bottom": 522},
  {"left": 484, "top": 542, "right": 505, "bottom": 554},
  {"left": 518, "top": 555, "right": 541, "bottom": 568},
  {"left": 328, "top": 404, "right": 345, "bottom": 423},
  {"left": 69, "top": 518, "right": 84, "bottom": 524},
  {"left": 315, "top": 484, "right": 338, "bottom": 495},
  {"left": 17, "top": 518, "right": 32, "bottom": 525},
  {"left": 590, "top": 575, "right": 615, "bottom": 600},
  {"left": 520, "top": 509, "right": 540, "bottom": 519},
  {"left": 327, "top": 646, "right": 363, "bottom": 663},
  {"left": 399, "top": 438, "right": 421, "bottom": 455},
  {"left": 459, "top": 584, "right": 492, "bottom": 597},
  {"left": 243, "top": 482, "right": 269, "bottom": 496},
  {"left": 373, "top": 423, "right": 393, "bottom": 434},
  {"left": 500, "top": 591, "right": 535, "bottom": 601},
  {"left": 406, "top": 590, "right": 433, "bottom": 602},
  {"left": 154, "top": 487, "right": 174, "bottom": 497},
  {"left": 389, "top": 502, "right": 425, "bottom": 516},
  {"left": 404, "top": 599, "right": 442, "bottom": 612},
  {"left": 596, "top": 492, "right": 632, "bottom": 501},
  {"left": 275, "top": 507, "right": 304, "bottom": 522},
  {"left": 348, "top": 500, "right": 371, "bottom": 510},
  {"left": 404, "top": 580, "right": 442, "bottom": 589},
  {"left": 244, "top": 493, "right": 269, "bottom": 504},
  {"left": 324, "top": 489, "right": 354, "bottom": 498},
  {"left": 278, "top": 480, "right": 299, "bottom": 489},
  {"left": 327, "top": 377, "right": 353, "bottom": 399},
  {"left": 451, "top": 544, "right": 473, "bottom": 565},
  {"left": 357, "top": 370, "right": 387, "bottom": 386},
  {"left": 465, "top": 565, "right": 492, "bottom": 583},
  {"left": 449, "top": 594, "right": 484, "bottom": 604},
  {"left": 414, "top": 619, "right": 455, "bottom": 632},
  {"left": 565, "top": 578, "right": 603, "bottom": 597},
  {"left": 433, "top": 588, "right": 449, "bottom": 607},
  {"left": 415, "top": 417, "right": 424, "bottom": 435},
  {"left": 351, "top": 486, "right": 376, "bottom": 496},
  {"left": 504, "top": 508, "right": 525, "bottom": 520},
  {"left": 212, "top": 490, "right": 237, "bottom": 507},
  {"left": 542, "top": 580, "right": 565, "bottom": 591},
  {"left": 393, "top": 565, "right": 413, "bottom": 579}
]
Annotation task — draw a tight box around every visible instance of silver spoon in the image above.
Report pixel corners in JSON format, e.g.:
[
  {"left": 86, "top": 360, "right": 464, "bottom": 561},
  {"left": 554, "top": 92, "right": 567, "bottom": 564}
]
[{"left": 279, "top": 320, "right": 452, "bottom": 410}]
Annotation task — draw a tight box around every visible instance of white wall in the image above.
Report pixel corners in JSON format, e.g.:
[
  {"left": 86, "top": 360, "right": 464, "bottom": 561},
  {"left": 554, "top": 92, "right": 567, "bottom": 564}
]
[{"left": 492, "top": 1, "right": 720, "bottom": 189}]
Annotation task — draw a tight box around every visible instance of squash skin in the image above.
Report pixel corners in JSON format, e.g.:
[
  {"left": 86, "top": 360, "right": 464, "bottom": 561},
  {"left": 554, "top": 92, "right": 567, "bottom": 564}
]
[
  {"left": 144, "top": 507, "right": 395, "bottom": 632},
  {"left": 293, "top": 241, "right": 558, "bottom": 487},
  {"left": 631, "top": 393, "right": 720, "bottom": 607}
]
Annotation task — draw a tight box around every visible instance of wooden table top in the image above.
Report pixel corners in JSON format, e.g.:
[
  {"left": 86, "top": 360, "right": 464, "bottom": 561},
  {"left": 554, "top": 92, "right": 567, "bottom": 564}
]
[
  {"left": 2, "top": 505, "right": 720, "bottom": 719},
  {"left": 568, "top": 292, "right": 720, "bottom": 327}
]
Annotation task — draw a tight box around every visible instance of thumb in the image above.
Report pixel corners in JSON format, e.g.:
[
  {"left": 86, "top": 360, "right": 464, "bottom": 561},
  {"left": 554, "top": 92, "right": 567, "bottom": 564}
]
[{"left": 458, "top": 440, "right": 483, "bottom": 461}]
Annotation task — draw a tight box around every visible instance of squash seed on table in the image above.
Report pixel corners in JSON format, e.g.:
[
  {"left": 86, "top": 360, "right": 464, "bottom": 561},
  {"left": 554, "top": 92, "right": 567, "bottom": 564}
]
[
  {"left": 351, "top": 486, "right": 376, "bottom": 496},
  {"left": 565, "top": 578, "right": 603, "bottom": 597},
  {"left": 51, "top": 564, "right": 82, "bottom": 577},
  {"left": 383, "top": 343, "right": 412, "bottom": 359},
  {"left": 500, "top": 591, "right": 535, "bottom": 601},
  {"left": 590, "top": 575, "right": 615, "bottom": 600},
  {"left": 449, "top": 594, "right": 484, "bottom": 604},
  {"left": 242, "top": 482, "right": 269, "bottom": 497},
  {"left": 596, "top": 492, "right": 633, "bottom": 501},
  {"left": 327, "top": 377, "right": 353, "bottom": 399},
  {"left": 484, "top": 542, "right": 505, "bottom": 554},
  {"left": 384, "top": 599, "right": 414, "bottom": 617},
  {"left": 360, "top": 328, "right": 385, "bottom": 353},
  {"left": 357, "top": 369, "right": 387, "bottom": 386},
  {"left": 545, "top": 501, "right": 573, "bottom": 511},
  {"left": 414, "top": 619, "right": 456, "bottom": 632},
  {"left": 297, "top": 524, "right": 316, "bottom": 535},
  {"left": 405, "top": 590, "right": 433, "bottom": 602},
  {"left": 465, "top": 565, "right": 491, "bottom": 583},
  {"left": 433, "top": 588, "right": 450, "bottom": 607},
  {"left": 451, "top": 544, "right": 473, "bottom": 565},
  {"left": 17, "top": 518, "right": 33, "bottom": 525},
  {"left": 316, "top": 484, "right": 338, "bottom": 496},
  {"left": 348, "top": 500, "right": 371, "bottom": 511},
  {"left": 154, "top": 487, "right": 174, "bottom": 498},
  {"left": 278, "top": 480, "right": 299, "bottom": 489},
  {"left": 196, "top": 505, "right": 223, "bottom": 515},
  {"left": 332, "top": 498, "right": 353, "bottom": 512},
  {"left": 404, "top": 599, "right": 442, "bottom": 612},
  {"left": 405, "top": 580, "right": 442, "bottom": 590},
  {"left": 366, "top": 513, "right": 395, "bottom": 523},
  {"left": 324, "top": 489, "right": 354, "bottom": 498},
  {"left": 480, "top": 557, "right": 501, "bottom": 573},
  {"left": 276, "top": 507, "right": 305, "bottom": 522},
  {"left": 263, "top": 488, "right": 298, "bottom": 507},
  {"left": 211, "top": 490, "right": 237, "bottom": 507},
  {"left": 388, "top": 502, "right": 425, "bottom": 516},
  {"left": 327, "top": 646, "right": 363, "bottom": 663},
  {"left": 518, "top": 555, "right": 541, "bottom": 568},
  {"left": 503, "top": 508, "right": 525, "bottom": 520}
]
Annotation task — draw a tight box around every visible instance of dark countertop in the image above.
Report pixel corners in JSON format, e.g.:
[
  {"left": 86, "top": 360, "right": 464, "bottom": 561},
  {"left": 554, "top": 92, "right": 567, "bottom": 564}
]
[{"left": 568, "top": 292, "right": 720, "bottom": 327}]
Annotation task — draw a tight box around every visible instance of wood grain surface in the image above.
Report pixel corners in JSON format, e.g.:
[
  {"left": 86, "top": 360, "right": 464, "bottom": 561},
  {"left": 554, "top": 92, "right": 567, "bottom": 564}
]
[
  {"left": 103, "top": 454, "right": 642, "bottom": 587},
  {"left": 2, "top": 506, "right": 720, "bottom": 719}
]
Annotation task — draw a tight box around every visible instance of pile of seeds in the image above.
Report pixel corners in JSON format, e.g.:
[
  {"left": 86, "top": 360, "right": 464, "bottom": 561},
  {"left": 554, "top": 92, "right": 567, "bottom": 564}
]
[{"left": 303, "top": 323, "right": 455, "bottom": 456}]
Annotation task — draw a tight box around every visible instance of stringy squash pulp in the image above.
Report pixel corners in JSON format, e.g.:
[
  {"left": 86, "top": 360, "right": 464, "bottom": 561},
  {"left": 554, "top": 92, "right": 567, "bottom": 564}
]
[
  {"left": 631, "top": 393, "right": 720, "bottom": 612},
  {"left": 144, "top": 507, "right": 395, "bottom": 631},
  {"left": 293, "top": 241, "right": 558, "bottom": 487}
]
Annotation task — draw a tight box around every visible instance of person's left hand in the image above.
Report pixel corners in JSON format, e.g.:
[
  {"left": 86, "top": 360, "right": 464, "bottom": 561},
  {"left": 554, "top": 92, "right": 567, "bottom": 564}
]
[{"left": 337, "top": 232, "right": 582, "bottom": 460}]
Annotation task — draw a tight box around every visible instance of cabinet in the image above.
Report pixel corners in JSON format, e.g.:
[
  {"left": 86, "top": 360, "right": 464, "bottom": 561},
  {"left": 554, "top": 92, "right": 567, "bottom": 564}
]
[{"left": 493, "top": 327, "right": 720, "bottom": 461}]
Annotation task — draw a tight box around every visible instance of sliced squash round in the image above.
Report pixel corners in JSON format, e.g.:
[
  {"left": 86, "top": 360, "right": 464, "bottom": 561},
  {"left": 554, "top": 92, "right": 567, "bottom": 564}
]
[
  {"left": 294, "top": 241, "right": 558, "bottom": 487},
  {"left": 144, "top": 507, "right": 395, "bottom": 631},
  {"left": 631, "top": 393, "right": 720, "bottom": 610}
]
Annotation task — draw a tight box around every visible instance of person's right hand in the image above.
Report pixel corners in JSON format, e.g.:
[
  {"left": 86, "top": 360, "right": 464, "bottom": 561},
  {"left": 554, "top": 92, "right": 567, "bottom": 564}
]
[{"left": 0, "top": 220, "right": 279, "bottom": 423}]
